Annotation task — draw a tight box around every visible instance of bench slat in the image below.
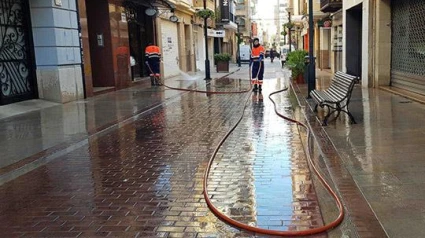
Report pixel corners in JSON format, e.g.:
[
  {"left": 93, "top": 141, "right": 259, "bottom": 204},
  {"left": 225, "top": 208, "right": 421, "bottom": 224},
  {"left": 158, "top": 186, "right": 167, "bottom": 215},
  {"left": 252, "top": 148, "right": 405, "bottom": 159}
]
[
  {"left": 310, "top": 71, "right": 358, "bottom": 125},
  {"left": 327, "top": 88, "right": 347, "bottom": 101},
  {"left": 311, "top": 71, "right": 357, "bottom": 104}
]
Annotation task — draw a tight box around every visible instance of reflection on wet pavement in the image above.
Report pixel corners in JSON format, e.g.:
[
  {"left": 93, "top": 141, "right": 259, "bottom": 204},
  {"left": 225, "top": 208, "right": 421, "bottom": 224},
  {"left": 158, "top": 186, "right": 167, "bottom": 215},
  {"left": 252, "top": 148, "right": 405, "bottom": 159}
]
[
  {"left": 0, "top": 78, "right": 202, "bottom": 170},
  {"left": 322, "top": 87, "right": 425, "bottom": 238},
  {"left": 208, "top": 80, "right": 324, "bottom": 232},
  {"left": 0, "top": 65, "right": 328, "bottom": 237}
]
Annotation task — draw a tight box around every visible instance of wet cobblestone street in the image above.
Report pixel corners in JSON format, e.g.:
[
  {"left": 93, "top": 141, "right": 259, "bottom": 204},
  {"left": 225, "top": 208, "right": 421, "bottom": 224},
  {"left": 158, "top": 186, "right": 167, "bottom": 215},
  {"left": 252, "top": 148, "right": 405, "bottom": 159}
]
[{"left": 0, "top": 64, "right": 329, "bottom": 237}]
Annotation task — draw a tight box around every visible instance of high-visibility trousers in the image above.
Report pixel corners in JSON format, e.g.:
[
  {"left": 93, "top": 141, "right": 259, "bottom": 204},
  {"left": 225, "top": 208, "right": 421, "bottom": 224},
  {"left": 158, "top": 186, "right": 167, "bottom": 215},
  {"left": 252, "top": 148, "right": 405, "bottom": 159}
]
[
  {"left": 251, "top": 61, "right": 264, "bottom": 83},
  {"left": 147, "top": 58, "right": 160, "bottom": 76}
]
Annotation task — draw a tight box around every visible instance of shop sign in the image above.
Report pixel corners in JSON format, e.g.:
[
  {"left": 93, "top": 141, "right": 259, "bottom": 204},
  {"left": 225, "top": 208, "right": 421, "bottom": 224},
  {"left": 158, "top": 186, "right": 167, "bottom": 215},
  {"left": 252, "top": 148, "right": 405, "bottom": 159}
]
[{"left": 208, "top": 29, "right": 225, "bottom": 38}]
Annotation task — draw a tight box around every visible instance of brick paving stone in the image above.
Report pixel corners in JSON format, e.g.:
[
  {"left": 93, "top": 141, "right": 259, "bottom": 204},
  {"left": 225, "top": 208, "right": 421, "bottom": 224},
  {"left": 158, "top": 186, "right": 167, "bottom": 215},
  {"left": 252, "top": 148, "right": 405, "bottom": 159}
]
[{"left": 0, "top": 67, "right": 331, "bottom": 237}]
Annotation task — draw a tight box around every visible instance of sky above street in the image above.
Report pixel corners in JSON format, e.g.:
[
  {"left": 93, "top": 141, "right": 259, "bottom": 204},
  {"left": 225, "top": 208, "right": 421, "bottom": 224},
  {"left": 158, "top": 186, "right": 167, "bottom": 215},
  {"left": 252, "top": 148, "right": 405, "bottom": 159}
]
[{"left": 255, "top": 0, "right": 278, "bottom": 38}]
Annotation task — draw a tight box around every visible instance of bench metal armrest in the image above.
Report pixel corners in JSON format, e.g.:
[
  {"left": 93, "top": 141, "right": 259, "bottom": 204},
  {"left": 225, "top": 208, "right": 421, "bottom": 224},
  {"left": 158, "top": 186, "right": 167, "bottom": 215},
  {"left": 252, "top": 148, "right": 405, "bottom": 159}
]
[{"left": 355, "top": 77, "right": 360, "bottom": 84}]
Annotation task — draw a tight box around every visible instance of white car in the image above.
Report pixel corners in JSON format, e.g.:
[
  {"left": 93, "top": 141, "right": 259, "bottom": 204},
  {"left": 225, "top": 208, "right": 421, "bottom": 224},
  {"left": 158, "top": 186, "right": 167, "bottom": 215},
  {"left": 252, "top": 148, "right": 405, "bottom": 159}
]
[{"left": 239, "top": 45, "right": 251, "bottom": 63}]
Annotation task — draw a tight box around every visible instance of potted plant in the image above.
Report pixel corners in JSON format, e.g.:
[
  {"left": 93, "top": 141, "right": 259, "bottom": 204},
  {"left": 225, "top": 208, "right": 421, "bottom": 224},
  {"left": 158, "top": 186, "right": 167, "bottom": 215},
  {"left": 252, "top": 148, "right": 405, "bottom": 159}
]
[
  {"left": 196, "top": 9, "right": 215, "bottom": 19},
  {"left": 286, "top": 50, "right": 308, "bottom": 84},
  {"left": 214, "top": 53, "right": 231, "bottom": 72},
  {"left": 283, "top": 22, "right": 295, "bottom": 30},
  {"left": 281, "top": 30, "right": 287, "bottom": 45}
]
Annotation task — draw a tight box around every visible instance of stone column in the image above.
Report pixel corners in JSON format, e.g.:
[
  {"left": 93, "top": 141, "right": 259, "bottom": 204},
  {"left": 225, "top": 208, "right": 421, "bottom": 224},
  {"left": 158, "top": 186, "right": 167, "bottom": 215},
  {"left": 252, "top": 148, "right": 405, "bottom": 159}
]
[
  {"left": 374, "top": 0, "right": 391, "bottom": 86},
  {"left": 177, "top": 21, "right": 185, "bottom": 71},
  {"left": 31, "top": 0, "right": 84, "bottom": 103},
  {"left": 320, "top": 27, "right": 330, "bottom": 70},
  {"left": 188, "top": 23, "right": 195, "bottom": 72}
]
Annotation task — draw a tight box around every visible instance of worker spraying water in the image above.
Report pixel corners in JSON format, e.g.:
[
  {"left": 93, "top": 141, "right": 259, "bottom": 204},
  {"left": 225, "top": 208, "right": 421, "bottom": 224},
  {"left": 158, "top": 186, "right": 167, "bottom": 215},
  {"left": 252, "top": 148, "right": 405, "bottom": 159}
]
[
  {"left": 249, "top": 38, "right": 265, "bottom": 93},
  {"left": 145, "top": 43, "right": 162, "bottom": 86}
]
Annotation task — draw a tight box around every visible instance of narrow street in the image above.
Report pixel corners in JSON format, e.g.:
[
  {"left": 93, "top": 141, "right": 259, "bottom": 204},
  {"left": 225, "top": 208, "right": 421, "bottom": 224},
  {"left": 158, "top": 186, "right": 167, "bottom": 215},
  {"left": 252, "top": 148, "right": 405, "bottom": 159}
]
[
  {"left": 2, "top": 0, "right": 425, "bottom": 236},
  {"left": 0, "top": 62, "right": 330, "bottom": 237}
]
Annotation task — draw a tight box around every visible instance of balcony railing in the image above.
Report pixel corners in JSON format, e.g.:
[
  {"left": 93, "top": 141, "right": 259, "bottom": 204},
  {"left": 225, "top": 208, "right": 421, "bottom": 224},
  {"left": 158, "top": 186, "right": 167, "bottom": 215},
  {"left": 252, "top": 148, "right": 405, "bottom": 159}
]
[{"left": 320, "top": 0, "right": 342, "bottom": 13}]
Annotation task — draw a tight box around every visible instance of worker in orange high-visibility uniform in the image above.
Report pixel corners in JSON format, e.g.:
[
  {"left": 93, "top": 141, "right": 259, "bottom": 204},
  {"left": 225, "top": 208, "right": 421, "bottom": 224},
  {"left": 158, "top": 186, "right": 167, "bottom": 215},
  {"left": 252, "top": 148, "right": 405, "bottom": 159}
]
[
  {"left": 145, "top": 43, "right": 162, "bottom": 86},
  {"left": 249, "top": 38, "right": 265, "bottom": 92}
]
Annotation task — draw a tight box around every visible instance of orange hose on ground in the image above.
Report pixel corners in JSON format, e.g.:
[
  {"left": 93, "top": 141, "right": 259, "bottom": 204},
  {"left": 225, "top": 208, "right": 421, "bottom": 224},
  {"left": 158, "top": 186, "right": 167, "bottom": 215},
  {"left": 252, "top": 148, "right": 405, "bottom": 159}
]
[{"left": 201, "top": 87, "right": 345, "bottom": 236}]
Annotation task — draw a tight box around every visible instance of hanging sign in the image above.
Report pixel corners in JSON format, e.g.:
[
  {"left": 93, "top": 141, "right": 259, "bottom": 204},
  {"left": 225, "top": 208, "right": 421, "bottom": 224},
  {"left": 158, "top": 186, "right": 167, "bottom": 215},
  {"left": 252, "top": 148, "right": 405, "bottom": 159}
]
[{"left": 221, "top": 0, "right": 230, "bottom": 23}]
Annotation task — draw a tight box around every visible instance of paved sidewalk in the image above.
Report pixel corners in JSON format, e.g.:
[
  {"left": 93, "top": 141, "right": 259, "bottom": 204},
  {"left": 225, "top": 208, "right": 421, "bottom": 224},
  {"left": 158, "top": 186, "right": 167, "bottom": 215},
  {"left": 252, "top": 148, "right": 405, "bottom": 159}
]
[
  {"left": 0, "top": 65, "right": 240, "bottom": 184},
  {"left": 0, "top": 62, "right": 334, "bottom": 237},
  {"left": 293, "top": 69, "right": 425, "bottom": 238}
]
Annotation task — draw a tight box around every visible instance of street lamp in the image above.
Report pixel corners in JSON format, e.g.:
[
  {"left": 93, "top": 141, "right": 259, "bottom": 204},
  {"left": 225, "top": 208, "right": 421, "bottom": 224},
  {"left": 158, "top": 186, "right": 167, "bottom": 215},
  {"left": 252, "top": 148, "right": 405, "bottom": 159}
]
[
  {"left": 145, "top": 8, "right": 157, "bottom": 16},
  {"left": 295, "top": 27, "right": 299, "bottom": 50},
  {"left": 203, "top": 0, "right": 211, "bottom": 80},
  {"left": 286, "top": 7, "right": 293, "bottom": 53},
  {"left": 235, "top": 17, "right": 241, "bottom": 67},
  {"left": 307, "top": 0, "right": 316, "bottom": 97}
]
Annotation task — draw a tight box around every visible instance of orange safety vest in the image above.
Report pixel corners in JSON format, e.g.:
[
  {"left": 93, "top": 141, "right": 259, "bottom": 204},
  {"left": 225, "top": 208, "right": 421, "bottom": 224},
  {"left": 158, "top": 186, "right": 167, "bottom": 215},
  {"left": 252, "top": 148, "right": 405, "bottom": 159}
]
[
  {"left": 145, "top": 45, "right": 161, "bottom": 59},
  {"left": 251, "top": 45, "right": 265, "bottom": 61}
]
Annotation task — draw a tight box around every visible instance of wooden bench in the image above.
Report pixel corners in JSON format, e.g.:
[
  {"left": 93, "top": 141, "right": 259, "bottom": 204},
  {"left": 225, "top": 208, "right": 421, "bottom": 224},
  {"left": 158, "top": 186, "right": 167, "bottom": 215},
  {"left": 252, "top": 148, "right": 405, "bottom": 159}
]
[{"left": 311, "top": 71, "right": 359, "bottom": 125}]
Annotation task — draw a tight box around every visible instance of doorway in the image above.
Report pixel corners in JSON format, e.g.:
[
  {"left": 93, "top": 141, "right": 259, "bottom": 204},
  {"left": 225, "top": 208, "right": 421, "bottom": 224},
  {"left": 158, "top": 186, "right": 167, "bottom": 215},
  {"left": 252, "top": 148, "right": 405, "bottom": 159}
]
[
  {"left": 346, "top": 4, "right": 362, "bottom": 77},
  {"left": 0, "top": 0, "right": 37, "bottom": 105},
  {"left": 127, "top": 6, "right": 155, "bottom": 80}
]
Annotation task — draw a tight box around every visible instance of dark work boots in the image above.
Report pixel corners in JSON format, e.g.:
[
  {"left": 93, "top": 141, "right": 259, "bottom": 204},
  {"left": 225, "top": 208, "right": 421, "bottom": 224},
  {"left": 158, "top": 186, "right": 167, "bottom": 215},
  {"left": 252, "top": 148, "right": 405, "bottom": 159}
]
[
  {"left": 155, "top": 77, "right": 162, "bottom": 86},
  {"left": 252, "top": 84, "right": 258, "bottom": 92}
]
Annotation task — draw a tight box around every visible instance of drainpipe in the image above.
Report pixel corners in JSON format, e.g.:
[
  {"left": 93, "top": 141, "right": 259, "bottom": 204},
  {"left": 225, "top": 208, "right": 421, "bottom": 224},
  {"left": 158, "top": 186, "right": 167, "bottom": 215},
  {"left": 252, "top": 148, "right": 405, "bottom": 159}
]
[
  {"left": 204, "top": 0, "right": 211, "bottom": 80},
  {"left": 75, "top": 0, "right": 87, "bottom": 98},
  {"left": 371, "top": 0, "right": 376, "bottom": 88},
  {"left": 307, "top": 0, "right": 316, "bottom": 97}
]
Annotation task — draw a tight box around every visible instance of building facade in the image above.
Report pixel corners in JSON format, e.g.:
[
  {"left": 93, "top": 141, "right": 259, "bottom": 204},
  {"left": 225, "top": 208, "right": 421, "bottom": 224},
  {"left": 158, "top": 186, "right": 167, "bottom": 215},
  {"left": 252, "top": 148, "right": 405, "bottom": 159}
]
[
  {"left": 289, "top": 0, "right": 341, "bottom": 73},
  {"left": 235, "top": 0, "right": 252, "bottom": 45},
  {"left": 289, "top": 0, "right": 305, "bottom": 51},
  {"left": 373, "top": 0, "right": 425, "bottom": 97},
  {"left": 33, "top": 0, "right": 83, "bottom": 103},
  {"left": 319, "top": 0, "right": 343, "bottom": 72},
  {"left": 0, "top": 0, "right": 84, "bottom": 106},
  {"left": 215, "top": 0, "right": 238, "bottom": 63},
  {"left": 277, "top": 0, "right": 289, "bottom": 48},
  {"left": 0, "top": 0, "right": 251, "bottom": 106}
]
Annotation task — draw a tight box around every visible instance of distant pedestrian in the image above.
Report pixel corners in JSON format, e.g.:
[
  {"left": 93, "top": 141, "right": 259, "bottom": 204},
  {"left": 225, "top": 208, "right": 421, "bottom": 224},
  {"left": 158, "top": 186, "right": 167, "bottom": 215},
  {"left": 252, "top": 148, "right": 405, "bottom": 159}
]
[
  {"left": 145, "top": 43, "right": 162, "bottom": 86},
  {"left": 249, "top": 38, "right": 265, "bottom": 92},
  {"left": 270, "top": 48, "right": 275, "bottom": 63},
  {"left": 281, "top": 48, "right": 288, "bottom": 69}
]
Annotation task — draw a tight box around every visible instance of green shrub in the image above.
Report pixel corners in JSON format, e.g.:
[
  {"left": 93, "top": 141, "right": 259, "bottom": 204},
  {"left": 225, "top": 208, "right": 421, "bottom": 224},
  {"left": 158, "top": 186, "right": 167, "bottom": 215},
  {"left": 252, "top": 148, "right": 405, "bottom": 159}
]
[
  {"left": 287, "top": 50, "right": 308, "bottom": 79},
  {"left": 214, "top": 53, "right": 231, "bottom": 62}
]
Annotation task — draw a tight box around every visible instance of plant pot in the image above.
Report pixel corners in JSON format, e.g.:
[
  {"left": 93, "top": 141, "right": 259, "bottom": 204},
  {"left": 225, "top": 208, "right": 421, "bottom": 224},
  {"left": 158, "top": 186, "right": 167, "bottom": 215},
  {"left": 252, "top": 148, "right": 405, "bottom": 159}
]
[
  {"left": 295, "top": 74, "right": 305, "bottom": 84},
  {"left": 216, "top": 61, "right": 229, "bottom": 72}
]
